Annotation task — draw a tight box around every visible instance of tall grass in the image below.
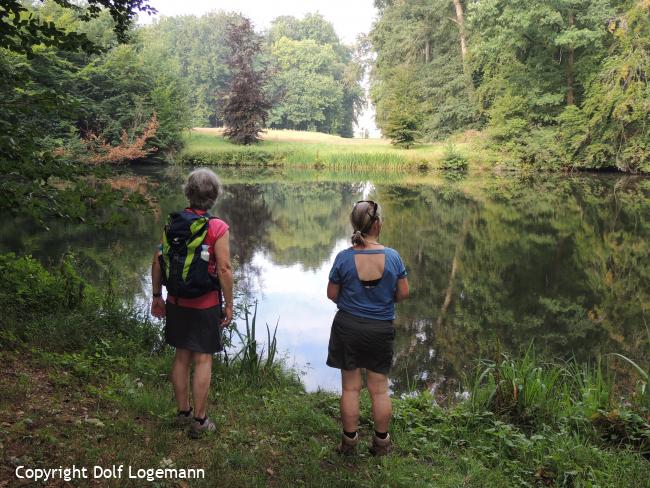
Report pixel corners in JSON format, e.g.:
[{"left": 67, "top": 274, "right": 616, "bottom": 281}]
[
  {"left": 468, "top": 347, "right": 570, "bottom": 426},
  {"left": 608, "top": 320, "right": 650, "bottom": 409},
  {"left": 467, "top": 346, "right": 649, "bottom": 454},
  {"left": 231, "top": 301, "right": 279, "bottom": 379},
  {"left": 177, "top": 129, "right": 474, "bottom": 170}
]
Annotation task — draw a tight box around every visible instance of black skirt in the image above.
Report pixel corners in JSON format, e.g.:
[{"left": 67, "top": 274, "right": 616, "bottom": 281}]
[
  {"left": 326, "top": 310, "right": 395, "bottom": 375},
  {"left": 164, "top": 302, "right": 223, "bottom": 354}
]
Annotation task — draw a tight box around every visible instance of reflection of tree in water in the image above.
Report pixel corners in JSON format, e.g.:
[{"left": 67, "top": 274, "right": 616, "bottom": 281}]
[
  {"left": 375, "top": 183, "right": 477, "bottom": 394},
  {"left": 260, "top": 182, "right": 364, "bottom": 270},
  {"left": 214, "top": 184, "right": 271, "bottom": 301},
  {"left": 377, "top": 177, "right": 650, "bottom": 395},
  {"left": 0, "top": 174, "right": 168, "bottom": 302}
]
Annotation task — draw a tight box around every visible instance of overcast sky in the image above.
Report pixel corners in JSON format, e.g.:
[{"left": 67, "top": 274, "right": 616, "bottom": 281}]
[
  {"left": 139, "top": 0, "right": 381, "bottom": 136},
  {"left": 140, "top": 0, "right": 378, "bottom": 45}
]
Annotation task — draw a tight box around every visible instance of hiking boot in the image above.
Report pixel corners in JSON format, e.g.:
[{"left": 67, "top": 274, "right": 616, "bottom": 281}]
[
  {"left": 189, "top": 417, "right": 216, "bottom": 439},
  {"left": 173, "top": 409, "right": 193, "bottom": 427},
  {"left": 336, "top": 432, "right": 359, "bottom": 455},
  {"left": 369, "top": 433, "right": 392, "bottom": 456}
]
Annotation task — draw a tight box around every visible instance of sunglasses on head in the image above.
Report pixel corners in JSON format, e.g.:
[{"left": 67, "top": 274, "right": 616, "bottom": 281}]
[{"left": 355, "top": 200, "right": 378, "bottom": 216}]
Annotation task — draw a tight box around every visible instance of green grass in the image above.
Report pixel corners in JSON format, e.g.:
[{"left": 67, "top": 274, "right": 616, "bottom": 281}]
[
  {"left": 176, "top": 128, "right": 495, "bottom": 170},
  {"left": 2, "top": 346, "right": 649, "bottom": 487},
  {"left": 1, "top": 254, "right": 649, "bottom": 487}
]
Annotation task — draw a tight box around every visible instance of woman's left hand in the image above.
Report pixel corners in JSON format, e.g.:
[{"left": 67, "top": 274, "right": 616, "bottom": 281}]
[{"left": 220, "top": 303, "right": 233, "bottom": 328}]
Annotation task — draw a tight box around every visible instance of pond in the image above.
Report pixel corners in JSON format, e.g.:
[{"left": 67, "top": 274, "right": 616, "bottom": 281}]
[{"left": 3, "top": 167, "right": 649, "bottom": 396}]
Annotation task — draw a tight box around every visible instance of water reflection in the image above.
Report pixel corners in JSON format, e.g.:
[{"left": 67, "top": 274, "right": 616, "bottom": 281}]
[
  {"left": 212, "top": 172, "right": 649, "bottom": 395},
  {"left": 2, "top": 168, "right": 648, "bottom": 395}
]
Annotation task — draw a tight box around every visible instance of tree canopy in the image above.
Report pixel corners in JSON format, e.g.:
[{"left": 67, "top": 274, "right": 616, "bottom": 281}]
[
  {"left": 369, "top": 0, "right": 649, "bottom": 171},
  {"left": 266, "top": 14, "right": 364, "bottom": 137}
]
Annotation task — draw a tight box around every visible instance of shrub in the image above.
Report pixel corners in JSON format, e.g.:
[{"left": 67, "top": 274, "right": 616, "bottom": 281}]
[
  {"left": 0, "top": 253, "right": 160, "bottom": 353},
  {"left": 441, "top": 143, "right": 469, "bottom": 170}
]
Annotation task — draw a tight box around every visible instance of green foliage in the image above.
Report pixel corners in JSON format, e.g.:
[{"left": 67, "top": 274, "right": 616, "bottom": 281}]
[
  {"left": 267, "top": 14, "right": 364, "bottom": 137},
  {"left": 374, "top": 67, "right": 424, "bottom": 147},
  {"left": 469, "top": 348, "right": 568, "bottom": 426},
  {"left": 138, "top": 11, "right": 243, "bottom": 127},
  {"left": 268, "top": 13, "right": 341, "bottom": 47},
  {"left": 370, "top": 0, "right": 481, "bottom": 142},
  {"left": 0, "top": 0, "right": 154, "bottom": 55},
  {"left": 561, "top": 1, "right": 650, "bottom": 172},
  {"left": 441, "top": 143, "right": 469, "bottom": 170},
  {"left": 0, "top": 253, "right": 160, "bottom": 353},
  {"left": 610, "top": 349, "right": 650, "bottom": 410},
  {"left": 0, "top": 1, "right": 189, "bottom": 221},
  {"left": 77, "top": 42, "right": 191, "bottom": 151},
  {"left": 231, "top": 301, "right": 280, "bottom": 380},
  {"left": 468, "top": 347, "right": 649, "bottom": 454},
  {"left": 467, "top": 0, "right": 650, "bottom": 171}
]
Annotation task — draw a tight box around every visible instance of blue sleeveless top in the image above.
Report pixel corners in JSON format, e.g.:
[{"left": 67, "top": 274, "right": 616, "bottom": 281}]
[{"left": 328, "top": 247, "right": 407, "bottom": 321}]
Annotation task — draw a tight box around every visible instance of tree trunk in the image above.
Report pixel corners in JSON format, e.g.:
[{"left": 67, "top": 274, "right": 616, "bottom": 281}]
[
  {"left": 453, "top": 0, "right": 474, "bottom": 98},
  {"left": 567, "top": 12, "right": 575, "bottom": 106},
  {"left": 453, "top": 0, "right": 468, "bottom": 60},
  {"left": 436, "top": 214, "right": 472, "bottom": 329}
]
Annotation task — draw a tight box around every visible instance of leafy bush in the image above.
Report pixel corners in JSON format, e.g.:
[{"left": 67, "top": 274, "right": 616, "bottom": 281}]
[{"left": 0, "top": 253, "right": 160, "bottom": 353}]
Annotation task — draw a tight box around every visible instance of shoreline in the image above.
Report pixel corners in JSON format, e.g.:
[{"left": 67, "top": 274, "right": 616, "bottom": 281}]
[{"left": 172, "top": 128, "right": 650, "bottom": 175}]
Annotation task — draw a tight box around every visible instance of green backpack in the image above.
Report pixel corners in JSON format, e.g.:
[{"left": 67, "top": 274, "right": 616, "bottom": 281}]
[{"left": 159, "top": 210, "right": 220, "bottom": 298}]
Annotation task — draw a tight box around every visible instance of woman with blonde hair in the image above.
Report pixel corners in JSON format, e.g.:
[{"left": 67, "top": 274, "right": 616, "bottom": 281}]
[{"left": 326, "top": 200, "right": 409, "bottom": 455}]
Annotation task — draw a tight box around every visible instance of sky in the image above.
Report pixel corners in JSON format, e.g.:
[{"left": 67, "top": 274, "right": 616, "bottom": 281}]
[
  {"left": 139, "top": 0, "right": 381, "bottom": 136},
  {"left": 140, "top": 0, "right": 378, "bottom": 44}
]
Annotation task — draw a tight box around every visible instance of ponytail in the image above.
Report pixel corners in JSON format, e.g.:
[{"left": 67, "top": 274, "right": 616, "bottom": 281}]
[{"left": 351, "top": 230, "right": 365, "bottom": 247}]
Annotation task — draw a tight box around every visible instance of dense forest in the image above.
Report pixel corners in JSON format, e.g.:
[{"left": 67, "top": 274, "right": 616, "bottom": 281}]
[{"left": 370, "top": 0, "right": 650, "bottom": 172}]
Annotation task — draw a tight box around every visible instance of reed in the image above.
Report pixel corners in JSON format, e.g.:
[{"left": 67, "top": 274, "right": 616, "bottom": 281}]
[{"left": 232, "top": 301, "right": 280, "bottom": 379}]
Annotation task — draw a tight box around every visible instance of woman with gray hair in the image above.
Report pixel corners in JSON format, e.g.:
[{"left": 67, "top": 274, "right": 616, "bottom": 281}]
[
  {"left": 151, "top": 168, "right": 233, "bottom": 438},
  {"left": 326, "top": 200, "right": 409, "bottom": 456}
]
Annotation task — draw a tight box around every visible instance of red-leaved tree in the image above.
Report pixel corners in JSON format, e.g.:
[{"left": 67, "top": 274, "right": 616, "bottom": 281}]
[{"left": 221, "top": 18, "right": 271, "bottom": 144}]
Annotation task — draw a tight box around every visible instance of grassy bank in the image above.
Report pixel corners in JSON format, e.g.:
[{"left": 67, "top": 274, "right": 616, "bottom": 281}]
[
  {"left": 176, "top": 129, "right": 494, "bottom": 170},
  {"left": 1, "top": 255, "right": 649, "bottom": 487}
]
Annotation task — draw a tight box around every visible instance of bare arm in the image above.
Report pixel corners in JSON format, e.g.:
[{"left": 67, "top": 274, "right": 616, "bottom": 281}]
[
  {"left": 327, "top": 282, "right": 340, "bottom": 303},
  {"left": 394, "top": 277, "right": 409, "bottom": 303},
  {"left": 214, "top": 230, "right": 233, "bottom": 327},
  {"left": 151, "top": 251, "right": 166, "bottom": 318}
]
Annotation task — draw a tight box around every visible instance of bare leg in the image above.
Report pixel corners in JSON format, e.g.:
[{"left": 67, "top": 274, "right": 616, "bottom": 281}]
[
  {"left": 367, "top": 370, "right": 391, "bottom": 433},
  {"left": 171, "top": 348, "right": 192, "bottom": 412},
  {"left": 192, "top": 352, "right": 213, "bottom": 419},
  {"left": 340, "top": 368, "right": 362, "bottom": 432}
]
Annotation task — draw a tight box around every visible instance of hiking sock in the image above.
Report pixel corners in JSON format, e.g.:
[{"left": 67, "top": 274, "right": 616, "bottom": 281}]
[
  {"left": 374, "top": 431, "right": 388, "bottom": 439},
  {"left": 343, "top": 430, "right": 357, "bottom": 439},
  {"left": 178, "top": 408, "right": 192, "bottom": 417},
  {"left": 194, "top": 416, "right": 207, "bottom": 425}
]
